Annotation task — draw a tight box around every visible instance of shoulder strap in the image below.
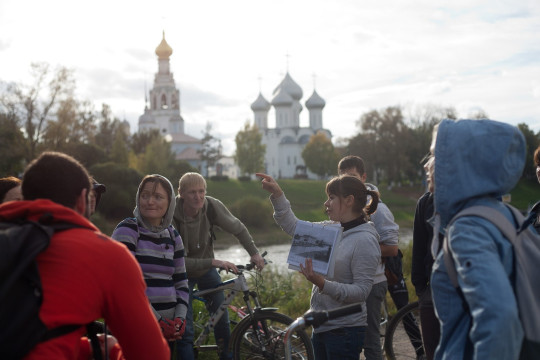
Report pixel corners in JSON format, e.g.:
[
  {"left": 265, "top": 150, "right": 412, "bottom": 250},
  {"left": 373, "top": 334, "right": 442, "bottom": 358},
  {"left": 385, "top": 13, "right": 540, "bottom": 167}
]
[
  {"left": 443, "top": 205, "right": 519, "bottom": 288},
  {"left": 206, "top": 197, "right": 217, "bottom": 241}
]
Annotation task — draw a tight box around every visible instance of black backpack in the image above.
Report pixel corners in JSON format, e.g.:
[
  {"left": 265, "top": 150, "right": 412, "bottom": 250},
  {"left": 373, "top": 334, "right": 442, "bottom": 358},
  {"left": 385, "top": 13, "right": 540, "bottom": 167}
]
[{"left": 0, "top": 217, "right": 95, "bottom": 359}]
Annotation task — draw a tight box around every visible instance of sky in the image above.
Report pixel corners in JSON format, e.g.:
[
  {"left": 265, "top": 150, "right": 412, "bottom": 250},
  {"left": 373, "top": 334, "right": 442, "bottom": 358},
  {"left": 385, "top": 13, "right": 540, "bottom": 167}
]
[{"left": 1, "top": 0, "right": 539, "bottom": 155}]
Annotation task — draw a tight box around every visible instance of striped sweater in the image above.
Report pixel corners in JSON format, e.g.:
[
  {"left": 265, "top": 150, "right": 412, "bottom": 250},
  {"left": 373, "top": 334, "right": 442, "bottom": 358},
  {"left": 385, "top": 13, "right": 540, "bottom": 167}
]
[{"left": 112, "top": 217, "right": 189, "bottom": 320}]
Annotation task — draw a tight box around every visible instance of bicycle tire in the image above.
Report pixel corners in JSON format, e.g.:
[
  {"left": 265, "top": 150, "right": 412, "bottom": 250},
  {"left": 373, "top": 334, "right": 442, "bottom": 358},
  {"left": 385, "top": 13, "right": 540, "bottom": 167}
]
[
  {"left": 384, "top": 301, "right": 424, "bottom": 360},
  {"left": 230, "top": 311, "right": 314, "bottom": 360}
]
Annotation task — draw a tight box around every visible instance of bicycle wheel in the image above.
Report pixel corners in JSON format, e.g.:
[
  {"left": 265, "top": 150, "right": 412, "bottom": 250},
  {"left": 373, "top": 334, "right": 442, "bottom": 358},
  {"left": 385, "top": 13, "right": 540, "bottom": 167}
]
[
  {"left": 384, "top": 301, "right": 424, "bottom": 360},
  {"left": 230, "top": 311, "right": 314, "bottom": 360}
]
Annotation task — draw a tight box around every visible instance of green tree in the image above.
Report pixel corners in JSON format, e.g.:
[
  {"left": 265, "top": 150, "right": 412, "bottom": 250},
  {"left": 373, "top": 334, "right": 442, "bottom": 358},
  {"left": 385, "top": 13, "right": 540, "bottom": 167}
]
[
  {"left": 0, "top": 112, "right": 26, "bottom": 175},
  {"left": 234, "top": 121, "right": 266, "bottom": 176},
  {"left": 198, "top": 122, "right": 222, "bottom": 177},
  {"left": 94, "top": 104, "right": 128, "bottom": 157},
  {"left": 353, "top": 106, "right": 411, "bottom": 184},
  {"left": 0, "top": 62, "right": 75, "bottom": 161},
  {"left": 302, "top": 131, "right": 339, "bottom": 179},
  {"left": 518, "top": 123, "right": 539, "bottom": 180},
  {"left": 131, "top": 129, "right": 162, "bottom": 155}
]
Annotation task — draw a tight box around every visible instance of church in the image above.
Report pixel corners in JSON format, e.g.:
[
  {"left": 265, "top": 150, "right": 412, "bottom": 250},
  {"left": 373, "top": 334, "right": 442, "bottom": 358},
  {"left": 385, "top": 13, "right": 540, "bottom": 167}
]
[
  {"left": 138, "top": 32, "right": 203, "bottom": 171},
  {"left": 251, "top": 73, "right": 332, "bottom": 179}
]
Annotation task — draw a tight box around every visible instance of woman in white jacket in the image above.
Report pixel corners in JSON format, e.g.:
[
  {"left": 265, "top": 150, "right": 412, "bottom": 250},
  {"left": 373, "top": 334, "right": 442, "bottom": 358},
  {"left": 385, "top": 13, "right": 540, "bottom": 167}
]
[{"left": 257, "top": 173, "right": 381, "bottom": 360}]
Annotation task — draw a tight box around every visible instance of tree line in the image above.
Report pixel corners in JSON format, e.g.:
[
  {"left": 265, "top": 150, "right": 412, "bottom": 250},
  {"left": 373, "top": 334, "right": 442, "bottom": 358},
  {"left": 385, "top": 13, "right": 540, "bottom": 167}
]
[{"left": 2, "top": 63, "right": 539, "bottom": 221}]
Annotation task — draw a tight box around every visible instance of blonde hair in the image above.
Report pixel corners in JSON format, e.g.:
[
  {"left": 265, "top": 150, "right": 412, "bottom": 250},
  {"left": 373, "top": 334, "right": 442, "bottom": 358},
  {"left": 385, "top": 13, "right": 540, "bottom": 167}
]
[{"left": 178, "top": 172, "right": 206, "bottom": 195}]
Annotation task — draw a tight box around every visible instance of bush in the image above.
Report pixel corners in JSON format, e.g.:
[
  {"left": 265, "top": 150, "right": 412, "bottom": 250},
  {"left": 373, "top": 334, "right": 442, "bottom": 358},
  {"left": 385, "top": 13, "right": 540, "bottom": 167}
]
[
  {"left": 238, "top": 175, "right": 251, "bottom": 182},
  {"left": 228, "top": 196, "right": 274, "bottom": 229},
  {"left": 210, "top": 175, "right": 229, "bottom": 181}
]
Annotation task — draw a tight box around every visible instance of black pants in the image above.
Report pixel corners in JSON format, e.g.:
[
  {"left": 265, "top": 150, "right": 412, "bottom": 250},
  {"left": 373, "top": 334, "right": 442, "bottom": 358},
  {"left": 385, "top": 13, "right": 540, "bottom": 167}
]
[{"left": 388, "top": 278, "right": 424, "bottom": 358}]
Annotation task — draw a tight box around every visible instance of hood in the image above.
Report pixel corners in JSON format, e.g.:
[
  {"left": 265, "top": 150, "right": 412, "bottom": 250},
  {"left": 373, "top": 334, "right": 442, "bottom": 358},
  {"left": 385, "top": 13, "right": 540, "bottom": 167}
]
[
  {"left": 133, "top": 174, "right": 176, "bottom": 232},
  {"left": 0, "top": 199, "right": 97, "bottom": 231},
  {"left": 434, "top": 119, "right": 525, "bottom": 227}
]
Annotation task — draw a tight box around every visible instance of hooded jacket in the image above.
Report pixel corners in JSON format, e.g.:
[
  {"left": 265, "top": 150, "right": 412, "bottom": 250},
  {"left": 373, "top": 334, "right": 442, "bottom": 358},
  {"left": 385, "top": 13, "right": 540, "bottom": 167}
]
[
  {"left": 270, "top": 193, "right": 380, "bottom": 333},
  {"left": 430, "top": 119, "right": 525, "bottom": 360},
  {"left": 0, "top": 199, "right": 169, "bottom": 359},
  {"left": 112, "top": 175, "right": 188, "bottom": 320}
]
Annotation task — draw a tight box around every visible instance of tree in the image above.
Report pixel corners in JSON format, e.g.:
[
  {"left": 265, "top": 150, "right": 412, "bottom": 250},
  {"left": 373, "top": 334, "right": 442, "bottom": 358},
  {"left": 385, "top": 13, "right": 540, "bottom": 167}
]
[
  {"left": 94, "top": 104, "right": 128, "bottom": 157},
  {"left": 0, "top": 112, "right": 26, "bottom": 175},
  {"left": 198, "top": 122, "right": 222, "bottom": 177},
  {"left": 302, "top": 131, "right": 339, "bottom": 179},
  {"left": 353, "top": 106, "right": 412, "bottom": 184},
  {"left": 0, "top": 62, "right": 75, "bottom": 161},
  {"left": 234, "top": 121, "right": 266, "bottom": 176},
  {"left": 518, "top": 123, "right": 539, "bottom": 180}
]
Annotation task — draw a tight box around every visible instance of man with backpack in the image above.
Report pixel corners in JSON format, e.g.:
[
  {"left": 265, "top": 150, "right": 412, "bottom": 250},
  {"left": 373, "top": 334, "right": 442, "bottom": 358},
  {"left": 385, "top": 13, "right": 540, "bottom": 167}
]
[
  {"left": 0, "top": 151, "right": 169, "bottom": 359},
  {"left": 172, "top": 172, "right": 265, "bottom": 360},
  {"left": 428, "top": 119, "right": 528, "bottom": 359}
]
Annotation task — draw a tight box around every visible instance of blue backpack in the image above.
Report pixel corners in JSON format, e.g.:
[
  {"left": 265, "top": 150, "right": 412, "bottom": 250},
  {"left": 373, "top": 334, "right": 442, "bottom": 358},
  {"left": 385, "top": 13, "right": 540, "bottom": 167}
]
[{"left": 443, "top": 203, "right": 540, "bottom": 359}]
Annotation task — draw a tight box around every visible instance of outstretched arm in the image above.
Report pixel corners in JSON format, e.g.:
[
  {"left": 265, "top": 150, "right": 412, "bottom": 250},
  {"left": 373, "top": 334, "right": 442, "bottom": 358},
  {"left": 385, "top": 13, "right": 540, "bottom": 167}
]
[{"left": 256, "top": 173, "right": 284, "bottom": 199}]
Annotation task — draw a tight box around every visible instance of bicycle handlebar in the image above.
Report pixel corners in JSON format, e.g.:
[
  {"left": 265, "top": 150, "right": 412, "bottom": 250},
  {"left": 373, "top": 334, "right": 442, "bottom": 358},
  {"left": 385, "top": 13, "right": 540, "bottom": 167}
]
[
  {"left": 302, "top": 302, "right": 363, "bottom": 328},
  {"left": 226, "top": 251, "right": 268, "bottom": 272},
  {"left": 283, "top": 302, "right": 363, "bottom": 360}
]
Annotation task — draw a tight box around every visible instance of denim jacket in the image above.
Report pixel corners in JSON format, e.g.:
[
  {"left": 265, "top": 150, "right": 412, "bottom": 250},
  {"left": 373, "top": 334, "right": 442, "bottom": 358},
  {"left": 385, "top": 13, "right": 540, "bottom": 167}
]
[{"left": 430, "top": 119, "right": 525, "bottom": 360}]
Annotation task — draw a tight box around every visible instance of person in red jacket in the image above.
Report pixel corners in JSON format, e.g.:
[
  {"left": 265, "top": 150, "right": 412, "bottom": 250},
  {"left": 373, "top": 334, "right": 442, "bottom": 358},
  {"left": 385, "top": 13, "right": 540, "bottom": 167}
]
[{"left": 0, "top": 151, "right": 170, "bottom": 360}]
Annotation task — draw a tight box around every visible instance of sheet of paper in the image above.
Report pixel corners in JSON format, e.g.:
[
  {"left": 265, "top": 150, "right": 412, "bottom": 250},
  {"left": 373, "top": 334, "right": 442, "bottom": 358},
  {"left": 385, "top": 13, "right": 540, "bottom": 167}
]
[{"left": 287, "top": 220, "right": 342, "bottom": 276}]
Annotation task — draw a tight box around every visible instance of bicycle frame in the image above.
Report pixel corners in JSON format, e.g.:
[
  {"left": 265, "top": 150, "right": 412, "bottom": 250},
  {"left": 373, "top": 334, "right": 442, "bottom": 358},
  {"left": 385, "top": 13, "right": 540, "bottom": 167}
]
[{"left": 192, "top": 269, "right": 271, "bottom": 352}]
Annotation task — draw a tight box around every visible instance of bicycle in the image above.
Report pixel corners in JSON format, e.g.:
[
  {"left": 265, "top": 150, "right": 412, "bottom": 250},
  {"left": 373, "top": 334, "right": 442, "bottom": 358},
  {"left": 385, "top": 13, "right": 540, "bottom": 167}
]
[
  {"left": 383, "top": 300, "right": 424, "bottom": 360},
  {"left": 191, "top": 252, "right": 314, "bottom": 360}
]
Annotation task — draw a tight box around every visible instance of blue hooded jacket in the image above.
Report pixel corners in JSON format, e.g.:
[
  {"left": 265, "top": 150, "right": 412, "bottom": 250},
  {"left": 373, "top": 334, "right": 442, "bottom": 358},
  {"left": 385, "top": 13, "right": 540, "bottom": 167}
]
[{"left": 430, "top": 119, "right": 525, "bottom": 360}]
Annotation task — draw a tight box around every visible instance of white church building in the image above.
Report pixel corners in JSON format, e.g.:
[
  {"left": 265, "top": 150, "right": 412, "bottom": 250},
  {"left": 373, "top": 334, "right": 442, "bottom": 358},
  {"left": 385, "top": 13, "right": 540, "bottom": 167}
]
[
  {"left": 138, "top": 32, "right": 203, "bottom": 171},
  {"left": 251, "top": 72, "right": 332, "bottom": 179}
]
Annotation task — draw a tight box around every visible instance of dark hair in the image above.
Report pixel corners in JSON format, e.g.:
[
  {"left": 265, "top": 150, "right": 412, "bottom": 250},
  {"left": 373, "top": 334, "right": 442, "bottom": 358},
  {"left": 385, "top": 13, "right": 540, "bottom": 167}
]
[
  {"left": 325, "top": 175, "right": 379, "bottom": 220},
  {"left": 0, "top": 176, "right": 21, "bottom": 203},
  {"left": 338, "top": 155, "right": 366, "bottom": 176},
  {"left": 534, "top": 146, "right": 540, "bottom": 167},
  {"left": 22, "top": 151, "right": 91, "bottom": 208},
  {"left": 138, "top": 175, "right": 172, "bottom": 206}
]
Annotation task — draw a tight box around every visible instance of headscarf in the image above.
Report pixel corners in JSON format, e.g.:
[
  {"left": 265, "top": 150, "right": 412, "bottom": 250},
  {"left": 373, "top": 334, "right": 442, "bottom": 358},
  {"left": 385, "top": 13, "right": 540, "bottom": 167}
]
[{"left": 133, "top": 174, "right": 176, "bottom": 233}]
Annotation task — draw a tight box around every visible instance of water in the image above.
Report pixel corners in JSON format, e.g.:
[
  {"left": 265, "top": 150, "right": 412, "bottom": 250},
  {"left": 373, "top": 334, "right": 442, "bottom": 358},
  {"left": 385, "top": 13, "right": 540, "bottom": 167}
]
[{"left": 215, "top": 228, "right": 413, "bottom": 273}]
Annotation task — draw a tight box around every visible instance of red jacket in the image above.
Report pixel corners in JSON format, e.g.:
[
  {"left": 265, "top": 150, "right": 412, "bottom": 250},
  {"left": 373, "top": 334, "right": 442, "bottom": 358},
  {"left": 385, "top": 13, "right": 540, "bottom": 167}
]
[{"left": 0, "top": 199, "right": 169, "bottom": 360}]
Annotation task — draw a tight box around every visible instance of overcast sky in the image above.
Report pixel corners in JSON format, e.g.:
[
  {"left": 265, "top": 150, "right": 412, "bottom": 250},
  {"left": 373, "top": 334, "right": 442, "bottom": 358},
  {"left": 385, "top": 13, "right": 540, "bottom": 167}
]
[{"left": 1, "top": 0, "right": 539, "bottom": 155}]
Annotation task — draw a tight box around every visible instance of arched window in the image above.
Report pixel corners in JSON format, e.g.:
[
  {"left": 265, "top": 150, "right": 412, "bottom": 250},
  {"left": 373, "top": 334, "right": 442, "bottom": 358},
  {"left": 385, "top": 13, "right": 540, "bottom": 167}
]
[{"left": 161, "top": 94, "right": 168, "bottom": 109}]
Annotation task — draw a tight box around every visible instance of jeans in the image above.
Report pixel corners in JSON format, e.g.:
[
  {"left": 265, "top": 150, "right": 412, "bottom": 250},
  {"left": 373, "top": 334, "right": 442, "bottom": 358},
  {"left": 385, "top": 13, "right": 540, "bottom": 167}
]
[
  {"left": 311, "top": 326, "right": 366, "bottom": 360},
  {"left": 363, "top": 281, "right": 387, "bottom": 360},
  {"left": 176, "top": 268, "right": 232, "bottom": 360}
]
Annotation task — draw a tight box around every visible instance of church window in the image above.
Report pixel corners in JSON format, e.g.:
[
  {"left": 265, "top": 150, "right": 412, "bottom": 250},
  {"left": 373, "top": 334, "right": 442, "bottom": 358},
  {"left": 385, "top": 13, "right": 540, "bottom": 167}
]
[
  {"left": 294, "top": 156, "right": 297, "bottom": 165},
  {"left": 161, "top": 94, "right": 168, "bottom": 109},
  {"left": 287, "top": 156, "right": 290, "bottom": 165}
]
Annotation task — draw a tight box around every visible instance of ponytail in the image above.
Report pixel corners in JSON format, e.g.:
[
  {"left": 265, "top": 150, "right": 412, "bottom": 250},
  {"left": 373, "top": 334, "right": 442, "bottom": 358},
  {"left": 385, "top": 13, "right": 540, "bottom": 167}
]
[{"left": 365, "top": 189, "right": 379, "bottom": 216}]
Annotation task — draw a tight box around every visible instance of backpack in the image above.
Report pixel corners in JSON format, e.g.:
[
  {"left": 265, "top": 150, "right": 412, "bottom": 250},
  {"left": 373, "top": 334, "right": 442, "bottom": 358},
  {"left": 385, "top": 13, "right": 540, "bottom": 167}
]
[
  {"left": 442, "top": 203, "right": 540, "bottom": 359},
  {"left": 0, "top": 218, "right": 96, "bottom": 359}
]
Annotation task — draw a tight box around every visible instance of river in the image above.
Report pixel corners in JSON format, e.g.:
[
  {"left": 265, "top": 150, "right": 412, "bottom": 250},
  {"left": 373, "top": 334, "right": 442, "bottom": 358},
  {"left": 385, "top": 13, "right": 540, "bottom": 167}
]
[{"left": 215, "top": 228, "right": 413, "bottom": 273}]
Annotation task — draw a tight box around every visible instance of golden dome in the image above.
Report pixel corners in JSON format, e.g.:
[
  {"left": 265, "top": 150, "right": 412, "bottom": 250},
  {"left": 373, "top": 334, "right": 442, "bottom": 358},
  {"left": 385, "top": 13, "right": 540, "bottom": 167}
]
[{"left": 155, "top": 31, "right": 173, "bottom": 60}]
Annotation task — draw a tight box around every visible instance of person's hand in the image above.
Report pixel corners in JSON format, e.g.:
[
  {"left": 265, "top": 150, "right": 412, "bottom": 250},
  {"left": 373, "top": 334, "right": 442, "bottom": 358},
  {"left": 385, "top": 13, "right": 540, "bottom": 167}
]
[
  {"left": 212, "top": 259, "right": 239, "bottom": 274},
  {"left": 173, "top": 317, "right": 186, "bottom": 339},
  {"left": 250, "top": 253, "right": 265, "bottom": 271},
  {"left": 97, "top": 334, "right": 119, "bottom": 358},
  {"left": 255, "top": 173, "right": 284, "bottom": 199},
  {"left": 159, "top": 318, "right": 176, "bottom": 340},
  {"left": 299, "top": 258, "right": 325, "bottom": 290}
]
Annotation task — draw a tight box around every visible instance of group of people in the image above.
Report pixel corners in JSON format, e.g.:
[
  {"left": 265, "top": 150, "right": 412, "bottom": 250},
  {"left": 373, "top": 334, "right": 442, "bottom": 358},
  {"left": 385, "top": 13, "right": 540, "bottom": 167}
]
[{"left": 0, "top": 117, "right": 534, "bottom": 360}]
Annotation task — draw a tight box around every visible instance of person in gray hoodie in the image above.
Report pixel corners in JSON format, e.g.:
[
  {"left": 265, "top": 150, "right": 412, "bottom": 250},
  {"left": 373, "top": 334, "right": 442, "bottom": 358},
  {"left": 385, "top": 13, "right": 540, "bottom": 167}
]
[{"left": 257, "top": 172, "right": 381, "bottom": 360}]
